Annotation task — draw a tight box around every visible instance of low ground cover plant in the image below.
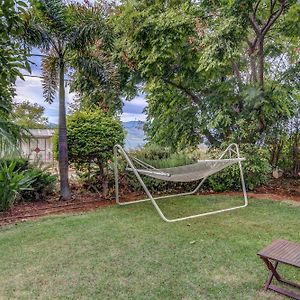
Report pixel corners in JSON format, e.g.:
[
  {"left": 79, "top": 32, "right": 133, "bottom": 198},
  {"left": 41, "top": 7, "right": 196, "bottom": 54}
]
[
  {"left": 20, "top": 166, "right": 57, "bottom": 202},
  {"left": 0, "top": 161, "right": 34, "bottom": 211},
  {"left": 0, "top": 158, "right": 57, "bottom": 211},
  {"left": 207, "top": 144, "right": 272, "bottom": 191}
]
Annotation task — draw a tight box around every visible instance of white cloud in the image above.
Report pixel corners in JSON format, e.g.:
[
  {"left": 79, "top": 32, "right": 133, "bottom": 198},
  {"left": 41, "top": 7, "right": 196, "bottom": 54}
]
[
  {"left": 120, "top": 113, "right": 147, "bottom": 122},
  {"left": 123, "top": 94, "right": 147, "bottom": 107},
  {"left": 14, "top": 77, "right": 147, "bottom": 124},
  {"left": 14, "top": 77, "right": 75, "bottom": 124}
]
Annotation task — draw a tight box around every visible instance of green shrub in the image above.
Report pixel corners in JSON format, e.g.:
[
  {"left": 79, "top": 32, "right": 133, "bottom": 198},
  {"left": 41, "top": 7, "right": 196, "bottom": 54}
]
[
  {"left": 53, "top": 108, "right": 125, "bottom": 196},
  {"left": 0, "top": 157, "right": 57, "bottom": 204},
  {"left": 207, "top": 144, "right": 272, "bottom": 191},
  {"left": 53, "top": 109, "right": 125, "bottom": 164},
  {"left": 1, "top": 157, "right": 29, "bottom": 172},
  {"left": 0, "top": 161, "right": 35, "bottom": 211}
]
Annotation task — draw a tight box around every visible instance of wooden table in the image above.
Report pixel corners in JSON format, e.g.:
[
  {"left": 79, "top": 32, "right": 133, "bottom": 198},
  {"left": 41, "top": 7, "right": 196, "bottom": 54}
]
[{"left": 257, "top": 239, "right": 300, "bottom": 299}]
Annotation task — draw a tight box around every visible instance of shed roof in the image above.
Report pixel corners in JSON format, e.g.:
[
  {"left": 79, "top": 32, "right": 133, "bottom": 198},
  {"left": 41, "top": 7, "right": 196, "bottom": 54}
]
[{"left": 29, "top": 129, "right": 55, "bottom": 138}]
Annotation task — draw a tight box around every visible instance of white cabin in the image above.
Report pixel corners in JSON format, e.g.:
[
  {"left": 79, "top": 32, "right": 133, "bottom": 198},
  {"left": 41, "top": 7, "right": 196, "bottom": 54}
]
[{"left": 20, "top": 129, "right": 54, "bottom": 162}]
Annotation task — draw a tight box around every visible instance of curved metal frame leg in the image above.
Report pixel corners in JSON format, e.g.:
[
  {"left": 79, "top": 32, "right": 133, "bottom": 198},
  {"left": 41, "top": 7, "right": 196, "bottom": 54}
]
[{"left": 114, "top": 144, "right": 248, "bottom": 223}]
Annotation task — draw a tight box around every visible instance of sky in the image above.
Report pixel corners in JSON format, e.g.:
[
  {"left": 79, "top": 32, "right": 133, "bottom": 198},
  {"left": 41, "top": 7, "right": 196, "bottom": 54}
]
[{"left": 14, "top": 54, "right": 147, "bottom": 124}]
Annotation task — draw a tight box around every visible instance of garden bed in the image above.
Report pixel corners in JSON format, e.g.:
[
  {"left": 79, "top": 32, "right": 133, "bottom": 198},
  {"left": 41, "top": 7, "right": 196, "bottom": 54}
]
[{"left": 0, "top": 178, "right": 299, "bottom": 226}]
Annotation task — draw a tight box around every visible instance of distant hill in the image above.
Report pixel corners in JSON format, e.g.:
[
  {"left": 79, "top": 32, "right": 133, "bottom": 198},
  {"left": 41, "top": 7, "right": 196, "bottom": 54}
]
[
  {"left": 123, "top": 121, "right": 146, "bottom": 150},
  {"left": 48, "top": 123, "right": 57, "bottom": 129}
]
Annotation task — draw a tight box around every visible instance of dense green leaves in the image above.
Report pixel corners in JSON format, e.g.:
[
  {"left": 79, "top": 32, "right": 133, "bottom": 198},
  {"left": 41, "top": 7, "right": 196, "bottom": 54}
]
[
  {"left": 0, "top": 160, "right": 35, "bottom": 211},
  {"left": 0, "top": 0, "right": 30, "bottom": 152},
  {"left": 113, "top": 0, "right": 300, "bottom": 152},
  {"left": 53, "top": 108, "right": 124, "bottom": 166},
  {"left": 53, "top": 108, "right": 124, "bottom": 196},
  {"left": 13, "top": 101, "right": 49, "bottom": 129}
]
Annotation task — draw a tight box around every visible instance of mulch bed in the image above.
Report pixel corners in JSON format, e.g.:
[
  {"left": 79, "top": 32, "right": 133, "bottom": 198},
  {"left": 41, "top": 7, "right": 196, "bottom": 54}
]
[{"left": 0, "top": 178, "right": 299, "bottom": 226}]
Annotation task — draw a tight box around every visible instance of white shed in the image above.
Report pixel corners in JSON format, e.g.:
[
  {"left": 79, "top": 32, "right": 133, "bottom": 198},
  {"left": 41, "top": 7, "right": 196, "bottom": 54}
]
[{"left": 21, "top": 129, "right": 55, "bottom": 162}]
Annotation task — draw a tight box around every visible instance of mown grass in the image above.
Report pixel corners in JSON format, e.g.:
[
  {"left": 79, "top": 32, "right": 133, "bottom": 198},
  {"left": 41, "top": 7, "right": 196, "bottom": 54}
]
[{"left": 0, "top": 196, "right": 299, "bottom": 300}]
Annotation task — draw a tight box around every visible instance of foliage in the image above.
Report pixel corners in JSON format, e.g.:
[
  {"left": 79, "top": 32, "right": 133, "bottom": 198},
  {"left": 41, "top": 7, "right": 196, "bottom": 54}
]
[
  {"left": 53, "top": 108, "right": 124, "bottom": 196},
  {"left": 13, "top": 101, "right": 49, "bottom": 129},
  {"left": 20, "top": 167, "right": 57, "bottom": 202},
  {"left": 0, "top": 157, "right": 29, "bottom": 172},
  {"left": 130, "top": 144, "right": 199, "bottom": 169},
  {"left": 0, "top": 157, "right": 57, "bottom": 204},
  {"left": 207, "top": 144, "right": 272, "bottom": 191},
  {"left": 113, "top": 0, "right": 300, "bottom": 154},
  {"left": 0, "top": 160, "right": 35, "bottom": 211},
  {"left": 53, "top": 109, "right": 124, "bottom": 166},
  {"left": 0, "top": 0, "right": 30, "bottom": 152}
]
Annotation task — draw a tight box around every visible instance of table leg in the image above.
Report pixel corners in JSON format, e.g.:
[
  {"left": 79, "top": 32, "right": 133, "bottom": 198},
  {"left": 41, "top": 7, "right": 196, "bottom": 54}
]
[
  {"left": 264, "top": 260, "right": 278, "bottom": 290},
  {"left": 260, "top": 257, "right": 300, "bottom": 300},
  {"left": 261, "top": 257, "right": 281, "bottom": 283}
]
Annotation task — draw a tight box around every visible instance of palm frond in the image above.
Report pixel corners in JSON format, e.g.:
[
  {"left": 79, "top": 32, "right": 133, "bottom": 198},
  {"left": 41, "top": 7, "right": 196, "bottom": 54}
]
[
  {"left": 74, "top": 54, "right": 115, "bottom": 89},
  {"left": 41, "top": 54, "right": 59, "bottom": 104},
  {"left": 38, "top": 0, "right": 69, "bottom": 36},
  {"left": 23, "top": 11, "right": 52, "bottom": 51},
  {"left": 67, "top": 3, "right": 114, "bottom": 51}
]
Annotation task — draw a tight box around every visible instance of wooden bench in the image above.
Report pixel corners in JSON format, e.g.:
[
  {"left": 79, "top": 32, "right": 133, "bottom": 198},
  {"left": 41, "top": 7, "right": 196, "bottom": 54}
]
[{"left": 257, "top": 239, "right": 300, "bottom": 299}]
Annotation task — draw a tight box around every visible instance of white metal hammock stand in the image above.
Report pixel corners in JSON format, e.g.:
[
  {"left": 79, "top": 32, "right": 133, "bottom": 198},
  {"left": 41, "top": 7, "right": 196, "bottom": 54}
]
[{"left": 114, "top": 143, "right": 248, "bottom": 223}]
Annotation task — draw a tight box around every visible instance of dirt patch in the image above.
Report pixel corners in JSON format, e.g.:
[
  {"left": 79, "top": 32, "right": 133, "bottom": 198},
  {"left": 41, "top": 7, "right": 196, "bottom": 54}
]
[
  {"left": 0, "top": 179, "right": 299, "bottom": 226},
  {"left": 255, "top": 178, "right": 300, "bottom": 197},
  {"left": 0, "top": 190, "right": 149, "bottom": 226},
  {"left": 0, "top": 193, "right": 113, "bottom": 226}
]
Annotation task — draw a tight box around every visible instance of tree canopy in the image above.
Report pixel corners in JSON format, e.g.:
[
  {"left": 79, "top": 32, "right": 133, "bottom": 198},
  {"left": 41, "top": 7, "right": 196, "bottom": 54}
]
[
  {"left": 113, "top": 0, "right": 300, "bottom": 150},
  {"left": 13, "top": 101, "right": 49, "bottom": 129}
]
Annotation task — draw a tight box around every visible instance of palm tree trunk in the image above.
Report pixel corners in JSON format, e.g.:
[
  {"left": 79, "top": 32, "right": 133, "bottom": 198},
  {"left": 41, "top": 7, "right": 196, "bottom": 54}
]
[{"left": 58, "top": 58, "right": 71, "bottom": 200}]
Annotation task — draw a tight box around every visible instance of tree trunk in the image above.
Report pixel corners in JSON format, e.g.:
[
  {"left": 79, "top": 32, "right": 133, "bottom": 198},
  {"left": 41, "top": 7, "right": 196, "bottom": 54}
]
[
  {"left": 292, "top": 124, "right": 300, "bottom": 177},
  {"left": 58, "top": 59, "right": 71, "bottom": 200},
  {"left": 257, "top": 37, "right": 264, "bottom": 89},
  {"left": 270, "top": 139, "right": 284, "bottom": 167},
  {"left": 249, "top": 55, "right": 257, "bottom": 84}
]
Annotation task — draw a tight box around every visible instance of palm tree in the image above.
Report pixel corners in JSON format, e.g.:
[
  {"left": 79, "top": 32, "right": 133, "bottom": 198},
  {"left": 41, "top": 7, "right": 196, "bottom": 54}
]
[{"left": 24, "top": 0, "right": 113, "bottom": 200}]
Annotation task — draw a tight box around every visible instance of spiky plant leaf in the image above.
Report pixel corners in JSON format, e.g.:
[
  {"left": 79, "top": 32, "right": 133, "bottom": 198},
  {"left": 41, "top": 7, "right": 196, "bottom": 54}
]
[
  {"left": 41, "top": 54, "right": 59, "bottom": 104},
  {"left": 38, "top": 0, "right": 70, "bottom": 37},
  {"left": 68, "top": 3, "right": 113, "bottom": 51}
]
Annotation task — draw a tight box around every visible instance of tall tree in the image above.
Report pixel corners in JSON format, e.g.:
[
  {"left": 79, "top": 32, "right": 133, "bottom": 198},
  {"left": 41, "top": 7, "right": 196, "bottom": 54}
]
[
  {"left": 24, "top": 0, "right": 113, "bottom": 200},
  {"left": 13, "top": 101, "right": 49, "bottom": 129},
  {"left": 113, "top": 0, "right": 300, "bottom": 149}
]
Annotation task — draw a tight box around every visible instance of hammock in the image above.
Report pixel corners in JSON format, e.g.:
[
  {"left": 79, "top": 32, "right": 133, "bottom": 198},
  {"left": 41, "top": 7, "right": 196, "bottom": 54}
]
[
  {"left": 127, "top": 158, "right": 245, "bottom": 182},
  {"left": 113, "top": 143, "right": 248, "bottom": 223}
]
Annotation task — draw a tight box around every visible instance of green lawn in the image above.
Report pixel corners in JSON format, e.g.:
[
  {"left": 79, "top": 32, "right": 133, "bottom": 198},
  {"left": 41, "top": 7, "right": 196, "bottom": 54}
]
[{"left": 0, "top": 196, "right": 299, "bottom": 300}]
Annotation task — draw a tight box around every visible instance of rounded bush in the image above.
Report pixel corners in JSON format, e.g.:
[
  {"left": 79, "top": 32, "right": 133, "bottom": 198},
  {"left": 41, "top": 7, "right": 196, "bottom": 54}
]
[{"left": 53, "top": 109, "right": 125, "bottom": 166}]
